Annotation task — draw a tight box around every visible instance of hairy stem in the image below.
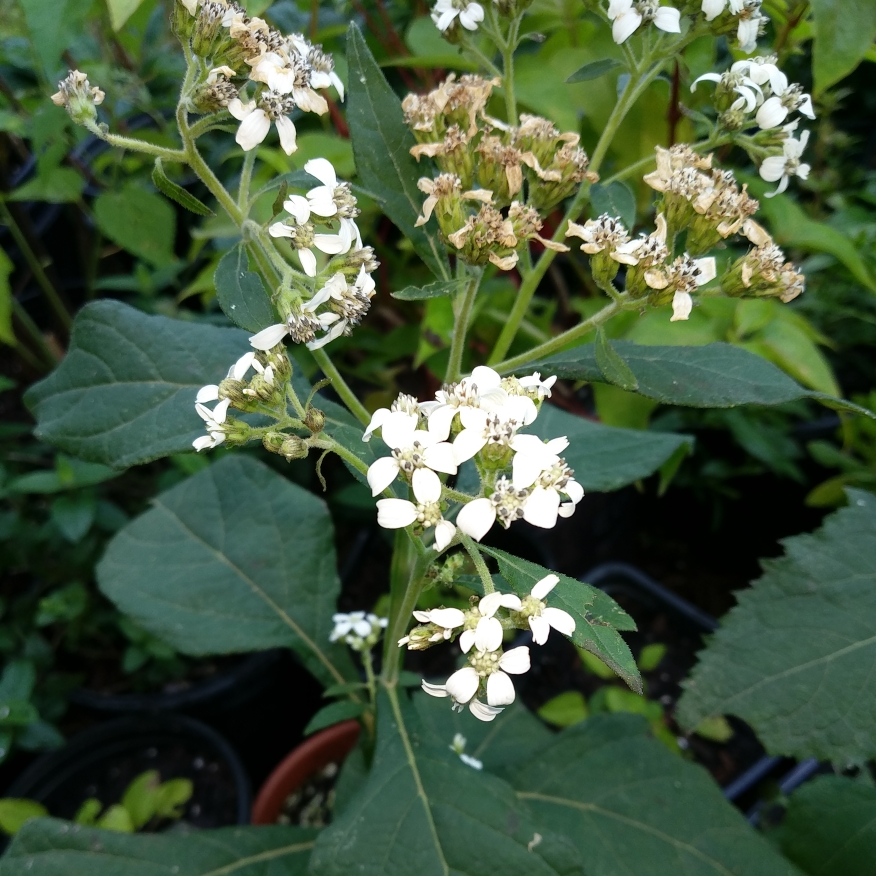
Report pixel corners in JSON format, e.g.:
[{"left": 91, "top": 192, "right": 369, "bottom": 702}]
[
  {"left": 310, "top": 346, "right": 371, "bottom": 426},
  {"left": 445, "top": 268, "right": 482, "bottom": 383},
  {"left": 459, "top": 532, "right": 495, "bottom": 595},
  {"left": 238, "top": 149, "right": 257, "bottom": 213}
]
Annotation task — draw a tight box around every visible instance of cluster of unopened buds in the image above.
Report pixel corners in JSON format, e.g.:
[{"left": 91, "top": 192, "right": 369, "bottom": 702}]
[
  {"left": 565, "top": 144, "right": 804, "bottom": 321},
  {"left": 329, "top": 612, "right": 388, "bottom": 652},
  {"left": 404, "top": 76, "right": 596, "bottom": 270},
  {"left": 408, "top": 574, "right": 575, "bottom": 721},
  {"left": 246, "top": 158, "right": 378, "bottom": 350},
  {"left": 693, "top": 56, "right": 814, "bottom": 195},
  {"left": 175, "top": 0, "right": 343, "bottom": 155},
  {"left": 363, "top": 366, "right": 583, "bottom": 550}
]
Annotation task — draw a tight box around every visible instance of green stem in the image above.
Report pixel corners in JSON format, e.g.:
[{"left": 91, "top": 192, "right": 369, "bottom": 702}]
[
  {"left": 10, "top": 297, "right": 59, "bottom": 367},
  {"left": 309, "top": 435, "right": 372, "bottom": 480},
  {"left": 362, "top": 648, "right": 378, "bottom": 705},
  {"left": 238, "top": 149, "right": 257, "bottom": 213},
  {"left": 442, "top": 486, "right": 476, "bottom": 504},
  {"left": 459, "top": 34, "right": 502, "bottom": 78},
  {"left": 493, "top": 301, "right": 620, "bottom": 373},
  {"left": 187, "top": 113, "right": 231, "bottom": 140},
  {"left": 501, "top": 16, "right": 520, "bottom": 125},
  {"left": 86, "top": 126, "right": 188, "bottom": 163},
  {"left": 487, "top": 261, "right": 535, "bottom": 365},
  {"left": 309, "top": 347, "right": 371, "bottom": 426},
  {"left": 445, "top": 268, "right": 482, "bottom": 383},
  {"left": 0, "top": 201, "right": 71, "bottom": 331},
  {"left": 459, "top": 532, "right": 495, "bottom": 595}
]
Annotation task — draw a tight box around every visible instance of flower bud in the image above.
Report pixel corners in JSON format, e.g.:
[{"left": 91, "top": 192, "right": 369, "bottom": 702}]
[
  {"left": 191, "top": 1, "right": 227, "bottom": 56},
  {"left": 218, "top": 377, "right": 249, "bottom": 407},
  {"left": 305, "top": 406, "right": 326, "bottom": 434},
  {"left": 280, "top": 434, "right": 309, "bottom": 460},
  {"left": 51, "top": 70, "right": 104, "bottom": 128}
]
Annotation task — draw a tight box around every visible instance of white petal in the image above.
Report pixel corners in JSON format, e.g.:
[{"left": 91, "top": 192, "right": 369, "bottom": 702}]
[
  {"left": 498, "top": 645, "right": 531, "bottom": 674},
  {"left": 429, "top": 607, "right": 465, "bottom": 629},
  {"left": 543, "top": 606, "right": 576, "bottom": 636},
  {"left": 445, "top": 666, "right": 479, "bottom": 703},
  {"left": 512, "top": 452, "right": 552, "bottom": 491},
  {"left": 458, "top": 406, "right": 489, "bottom": 431},
  {"left": 330, "top": 71, "right": 345, "bottom": 101},
  {"left": 423, "top": 442, "right": 458, "bottom": 475},
  {"left": 701, "top": 0, "right": 725, "bottom": 21},
  {"left": 612, "top": 10, "right": 642, "bottom": 44},
  {"left": 421, "top": 681, "right": 449, "bottom": 698},
  {"left": 283, "top": 195, "right": 311, "bottom": 225},
  {"left": 469, "top": 699, "right": 502, "bottom": 721},
  {"left": 228, "top": 98, "right": 255, "bottom": 121},
  {"left": 193, "top": 435, "right": 215, "bottom": 451},
  {"left": 695, "top": 257, "right": 717, "bottom": 286},
  {"left": 759, "top": 156, "right": 788, "bottom": 183},
  {"left": 756, "top": 97, "right": 788, "bottom": 130},
  {"left": 457, "top": 498, "right": 496, "bottom": 542},
  {"left": 459, "top": 3, "right": 483, "bottom": 29},
  {"left": 653, "top": 7, "right": 680, "bottom": 33},
  {"left": 307, "top": 187, "right": 337, "bottom": 217},
  {"left": 363, "top": 408, "right": 391, "bottom": 441},
  {"left": 230, "top": 351, "right": 255, "bottom": 380},
  {"left": 426, "top": 405, "right": 458, "bottom": 441},
  {"left": 235, "top": 108, "right": 271, "bottom": 151},
  {"left": 367, "top": 456, "right": 400, "bottom": 496},
  {"left": 212, "top": 398, "right": 231, "bottom": 423},
  {"left": 453, "top": 429, "right": 488, "bottom": 465},
  {"left": 670, "top": 290, "right": 693, "bottom": 322},
  {"left": 269, "top": 222, "right": 295, "bottom": 238},
  {"left": 529, "top": 614, "right": 551, "bottom": 646},
  {"left": 564, "top": 479, "right": 584, "bottom": 504},
  {"left": 531, "top": 573, "right": 559, "bottom": 600},
  {"left": 313, "top": 232, "right": 346, "bottom": 255},
  {"left": 304, "top": 158, "right": 338, "bottom": 188},
  {"left": 459, "top": 629, "right": 476, "bottom": 654},
  {"left": 797, "top": 95, "right": 815, "bottom": 119},
  {"left": 298, "top": 248, "right": 318, "bottom": 276},
  {"left": 478, "top": 592, "right": 504, "bottom": 617},
  {"left": 523, "top": 487, "right": 560, "bottom": 529},
  {"left": 486, "top": 671, "right": 516, "bottom": 706},
  {"left": 412, "top": 466, "right": 442, "bottom": 504},
  {"left": 249, "top": 323, "right": 288, "bottom": 350},
  {"left": 376, "top": 498, "right": 418, "bottom": 529},
  {"left": 380, "top": 411, "right": 418, "bottom": 450},
  {"left": 196, "top": 385, "right": 220, "bottom": 403},
  {"left": 275, "top": 115, "right": 298, "bottom": 155},
  {"left": 474, "top": 616, "right": 504, "bottom": 652}
]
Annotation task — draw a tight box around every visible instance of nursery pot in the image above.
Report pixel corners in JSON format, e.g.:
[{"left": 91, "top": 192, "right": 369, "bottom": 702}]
[
  {"left": 4, "top": 714, "right": 251, "bottom": 832},
  {"left": 251, "top": 720, "right": 361, "bottom": 825}
]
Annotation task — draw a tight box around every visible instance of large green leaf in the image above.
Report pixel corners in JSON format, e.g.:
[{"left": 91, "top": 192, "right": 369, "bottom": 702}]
[
  {"left": 346, "top": 23, "right": 450, "bottom": 281},
  {"left": 479, "top": 548, "right": 641, "bottom": 693},
  {"left": 510, "top": 714, "right": 802, "bottom": 876},
  {"left": 527, "top": 341, "right": 874, "bottom": 418},
  {"left": 309, "top": 689, "right": 583, "bottom": 876},
  {"left": 810, "top": 0, "right": 876, "bottom": 93},
  {"left": 93, "top": 185, "right": 177, "bottom": 267},
  {"left": 24, "top": 301, "right": 250, "bottom": 469},
  {"left": 0, "top": 819, "right": 314, "bottom": 875},
  {"left": 777, "top": 776, "right": 876, "bottom": 876},
  {"left": 96, "top": 455, "right": 355, "bottom": 688},
  {"left": 214, "top": 246, "right": 276, "bottom": 332},
  {"left": 677, "top": 490, "right": 876, "bottom": 763},
  {"left": 531, "top": 403, "right": 693, "bottom": 492}
]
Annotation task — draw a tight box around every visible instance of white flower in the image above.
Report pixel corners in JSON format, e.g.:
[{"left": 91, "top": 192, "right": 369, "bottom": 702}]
[
  {"left": 422, "top": 681, "right": 503, "bottom": 721},
  {"left": 228, "top": 95, "right": 298, "bottom": 155},
  {"left": 193, "top": 398, "right": 230, "bottom": 451},
  {"left": 376, "top": 498, "right": 457, "bottom": 551},
  {"left": 268, "top": 215, "right": 358, "bottom": 276},
  {"left": 249, "top": 282, "right": 340, "bottom": 350},
  {"left": 363, "top": 394, "right": 421, "bottom": 441},
  {"left": 459, "top": 591, "right": 523, "bottom": 654},
  {"left": 608, "top": 0, "right": 680, "bottom": 45},
  {"left": 411, "top": 607, "right": 466, "bottom": 640},
  {"left": 755, "top": 74, "right": 815, "bottom": 129},
  {"left": 701, "top": 0, "right": 744, "bottom": 20},
  {"left": 520, "top": 574, "right": 576, "bottom": 645},
  {"left": 330, "top": 611, "right": 388, "bottom": 650},
  {"left": 509, "top": 435, "right": 569, "bottom": 490},
  {"left": 518, "top": 372, "right": 557, "bottom": 400},
  {"left": 247, "top": 52, "right": 328, "bottom": 115},
  {"left": 431, "top": 0, "right": 485, "bottom": 32},
  {"left": 759, "top": 130, "right": 810, "bottom": 197},
  {"left": 195, "top": 351, "right": 256, "bottom": 403}
]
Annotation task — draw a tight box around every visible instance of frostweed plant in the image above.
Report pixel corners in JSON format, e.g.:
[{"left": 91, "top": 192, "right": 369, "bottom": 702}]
[{"left": 19, "top": 0, "right": 876, "bottom": 874}]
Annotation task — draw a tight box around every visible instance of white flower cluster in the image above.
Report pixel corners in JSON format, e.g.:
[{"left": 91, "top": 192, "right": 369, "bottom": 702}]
[
  {"left": 362, "top": 367, "right": 583, "bottom": 550},
  {"left": 246, "top": 158, "right": 377, "bottom": 351},
  {"left": 693, "top": 58, "right": 814, "bottom": 196},
  {"left": 415, "top": 574, "right": 575, "bottom": 721},
  {"left": 329, "top": 611, "right": 388, "bottom": 652},
  {"left": 432, "top": 0, "right": 484, "bottom": 32},
  {"left": 179, "top": 0, "right": 342, "bottom": 155},
  {"left": 701, "top": 0, "right": 768, "bottom": 54},
  {"left": 608, "top": 0, "right": 680, "bottom": 45}
]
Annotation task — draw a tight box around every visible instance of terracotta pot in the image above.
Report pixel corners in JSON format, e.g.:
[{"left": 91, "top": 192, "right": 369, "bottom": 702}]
[{"left": 250, "top": 720, "right": 361, "bottom": 824}]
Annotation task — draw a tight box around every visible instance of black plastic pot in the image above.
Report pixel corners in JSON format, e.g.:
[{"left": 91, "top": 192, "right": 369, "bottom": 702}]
[
  {"left": 3, "top": 714, "right": 251, "bottom": 842},
  {"left": 582, "top": 562, "right": 821, "bottom": 814},
  {"left": 70, "top": 649, "right": 282, "bottom": 715}
]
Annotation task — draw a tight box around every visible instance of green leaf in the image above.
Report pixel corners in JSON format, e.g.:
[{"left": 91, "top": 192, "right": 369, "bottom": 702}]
[
  {"left": 537, "top": 692, "right": 589, "bottom": 727},
  {"left": 677, "top": 490, "right": 876, "bottom": 762},
  {"left": 511, "top": 714, "right": 802, "bottom": 876},
  {"left": 589, "top": 181, "right": 636, "bottom": 228},
  {"left": 0, "top": 800, "right": 48, "bottom": 836},
  {"left": 24, "top": 301, "right": 250, "bottom": 469},
  {"left": 50, "top": 493, "right": 96, "bottom": 543},
  {"left": 578, "top": 648, "right": 617, "bottom": 679},
  {"left": 638, "top": 643, "right": 667, "bottom": 671},
  {"left": 96, "top": 455, "right": 355, "bottom": 689},
  {"left": 309, "top": 689, "right": 583, "bottom": 876},
  {"left": 21, "top": 0, "right": 88, "bottom": 77},
  {"left": 595, "top": 328, "right": 638, "bottom": 391},
  {"left": 96, "top": 805, "right": 134, "bottom": 834},
  {"left": 106, "top": 0, "right": 147, "bottom": 31},
  {"left": 304, "top": 700, "right": 365, "bottom": 736},
  {"left": 8, "top": 167, "right": 84, "bottom": 204},
  {"left": 479, "top": 547, "right": 642, "bottom": 693},
  {"left": 392, "top": 279, "right": 465, "bottom": 301},
  {"left": 346, "top": 23, "right": 450, "bottom": 281},
  {"left": 151, "top": 158, "right": 213, "bottom": 217},
  {"left": 0, "top": 246, "right": 14, "bottom": 346},
  {"left": 6, "top": 458, "right": 119, "bottom": 494},
  {"left": 531, "top": 403, "right": 694, "bottom": 492},
  {"left": 0, "top": 660, "right": 36, "bottom": 702},
  {"left": 121, "top": 771, "right": 160, "bottom": 830},
  {"left": 73, "top": 799, "right": 101, "bottom": 827},
  {"left": 810, "top": 0, "right": 876, "bottom": 93},
  {"left": 214, "top": 246, "right": 277, "bottom": 332},
  {"left": 694, "top": 716, "right": 733, "bottom": 743},
  {"left": 528, "top": 341, "right": 875, "bottom": 418},
  {"left": 0, "top": 818, "right": 315, "bottom": 873},
  {"left": 777, "top": 776, "right": 876, "bottom": 876},
  {"left": 0, "top": 701, "right": 39, "bottom": 728},
  {"left": 565, "top": 58, "right": 623, "bottom": 82},
  {"left": 152, "top": 779, "right": 193, "bottom": 820},
  {"left": 93, "top": 185, "right": 176, "bottom": 267}
]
